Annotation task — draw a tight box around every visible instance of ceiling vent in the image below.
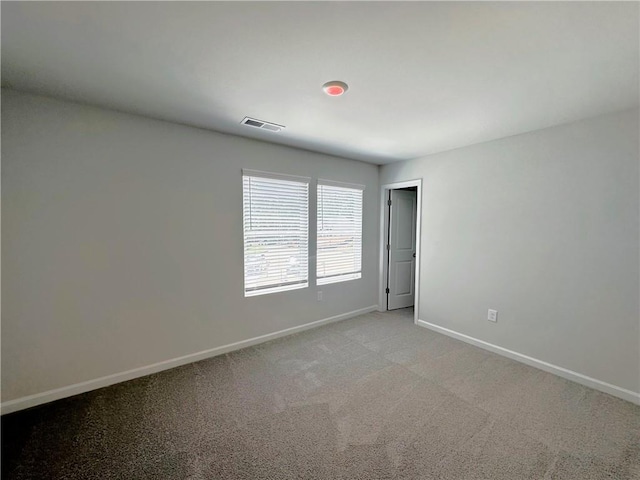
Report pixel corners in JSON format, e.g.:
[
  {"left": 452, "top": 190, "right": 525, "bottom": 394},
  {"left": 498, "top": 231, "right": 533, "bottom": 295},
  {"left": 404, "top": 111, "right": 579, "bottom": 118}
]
[{"left": 241, "top": 117, "right": 285, "bottom": 132}]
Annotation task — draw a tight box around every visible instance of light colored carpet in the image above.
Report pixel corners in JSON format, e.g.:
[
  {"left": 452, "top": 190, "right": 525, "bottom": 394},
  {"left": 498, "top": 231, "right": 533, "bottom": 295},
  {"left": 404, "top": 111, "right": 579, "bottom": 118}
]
[{"left": 3, "top": 308, "right": 639, "bottom": 479}]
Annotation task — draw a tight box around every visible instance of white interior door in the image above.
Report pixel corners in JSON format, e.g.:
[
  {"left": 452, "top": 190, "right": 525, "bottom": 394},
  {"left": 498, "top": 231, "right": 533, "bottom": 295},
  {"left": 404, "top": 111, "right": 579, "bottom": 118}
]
[{"left": 387, "top": 189, "right": 417, "bottom": 310}]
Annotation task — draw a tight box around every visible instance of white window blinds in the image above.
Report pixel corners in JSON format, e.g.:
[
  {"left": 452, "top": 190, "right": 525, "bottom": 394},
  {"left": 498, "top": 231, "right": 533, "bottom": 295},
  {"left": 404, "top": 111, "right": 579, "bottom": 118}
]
[
  {"left": 243, "top": 171, "right": 309, "bottom": 296},
  {"left": 317, "top": 181, "right": 363, "bottom": 285}
]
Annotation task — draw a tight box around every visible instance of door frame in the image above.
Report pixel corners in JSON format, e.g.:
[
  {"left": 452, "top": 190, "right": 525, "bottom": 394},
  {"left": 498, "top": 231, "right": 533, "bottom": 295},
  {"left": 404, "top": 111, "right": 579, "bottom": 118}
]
[{"left": 379, "top": 179, "right": 423, "bottom": 325}]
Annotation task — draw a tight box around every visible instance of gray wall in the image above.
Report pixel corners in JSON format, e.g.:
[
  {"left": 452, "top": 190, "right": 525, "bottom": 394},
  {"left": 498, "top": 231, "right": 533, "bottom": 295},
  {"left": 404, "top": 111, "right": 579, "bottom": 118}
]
[
  {"left": 2, "top": 90, "right": 379, "bottom": 402},
  {"left": 381, "top": 109, "right": 640, "bottom": 393},
  {"left": 3, "top": 88, "right": 638, "bottom": 404}
]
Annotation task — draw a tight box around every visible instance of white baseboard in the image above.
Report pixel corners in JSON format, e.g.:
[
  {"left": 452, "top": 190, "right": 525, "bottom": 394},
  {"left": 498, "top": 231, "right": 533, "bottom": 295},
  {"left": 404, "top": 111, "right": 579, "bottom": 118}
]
[
  {"left": 1, "top": 305, "right": 379, "bottom": 415},
  {"left": 417, "top": 319, "right": 640, "bottom": 406}
]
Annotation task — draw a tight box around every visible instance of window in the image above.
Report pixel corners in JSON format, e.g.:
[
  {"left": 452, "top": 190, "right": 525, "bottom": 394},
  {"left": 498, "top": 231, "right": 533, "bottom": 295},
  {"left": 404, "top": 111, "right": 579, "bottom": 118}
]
[
  {"left": 243, "top": 170, "right": 309, "bottom": 296},
  {"left": 317, "top": 181, "right": 363, "bottom": 285}
]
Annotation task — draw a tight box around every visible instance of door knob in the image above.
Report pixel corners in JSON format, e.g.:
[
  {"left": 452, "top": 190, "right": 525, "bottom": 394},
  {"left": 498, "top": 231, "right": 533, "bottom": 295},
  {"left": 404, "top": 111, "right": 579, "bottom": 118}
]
[{"left": 413, "top": 253, "right": 416, "bottom": 258}]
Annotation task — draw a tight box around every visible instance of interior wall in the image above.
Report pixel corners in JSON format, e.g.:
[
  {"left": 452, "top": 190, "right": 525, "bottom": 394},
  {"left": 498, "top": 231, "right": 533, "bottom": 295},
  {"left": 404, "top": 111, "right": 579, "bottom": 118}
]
[
  {"left": 1, "top": 90, "right": 379, "bottom": 403},
  {"left": 381, "top": 108, "right": 640, "bottom": 394}
]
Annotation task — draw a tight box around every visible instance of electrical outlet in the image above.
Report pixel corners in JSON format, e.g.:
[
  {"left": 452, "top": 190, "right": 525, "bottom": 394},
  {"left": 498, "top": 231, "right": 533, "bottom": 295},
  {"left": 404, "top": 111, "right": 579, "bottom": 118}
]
[
  {"left": 488, "top": 309, "right": 498, "bottom": 322},
  {"left": 317, "top": 291, "right": 323, "bottom": 301}
]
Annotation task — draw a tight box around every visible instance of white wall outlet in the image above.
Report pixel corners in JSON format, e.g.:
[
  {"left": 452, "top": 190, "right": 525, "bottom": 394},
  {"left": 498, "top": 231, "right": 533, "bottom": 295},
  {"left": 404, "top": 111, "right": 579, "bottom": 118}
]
[
  {"left": 488, "top": 309, "right": 498, "bottom": 322},
  {"left": 317, "top": 291, "right": 323, "bottom": 301}
]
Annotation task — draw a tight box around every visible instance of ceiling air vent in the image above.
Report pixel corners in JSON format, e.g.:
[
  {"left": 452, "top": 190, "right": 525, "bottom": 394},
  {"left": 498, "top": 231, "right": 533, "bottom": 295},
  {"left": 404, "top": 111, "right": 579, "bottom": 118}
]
[{"left": 241, "top": 117, "right": 285, "bottom": 133}]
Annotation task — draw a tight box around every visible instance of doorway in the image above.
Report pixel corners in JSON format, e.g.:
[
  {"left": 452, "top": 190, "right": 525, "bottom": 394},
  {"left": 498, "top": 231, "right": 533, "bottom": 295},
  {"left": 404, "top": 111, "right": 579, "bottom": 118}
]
[{"left": 379, "top": 180, "right": 422, "bottom": 324}]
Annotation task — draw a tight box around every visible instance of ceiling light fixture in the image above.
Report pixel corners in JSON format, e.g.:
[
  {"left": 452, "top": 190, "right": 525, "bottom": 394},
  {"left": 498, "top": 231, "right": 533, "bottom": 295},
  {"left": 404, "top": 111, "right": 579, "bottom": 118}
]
[{"left": 323, "top": 81, "right": 348, "bottom": 97}]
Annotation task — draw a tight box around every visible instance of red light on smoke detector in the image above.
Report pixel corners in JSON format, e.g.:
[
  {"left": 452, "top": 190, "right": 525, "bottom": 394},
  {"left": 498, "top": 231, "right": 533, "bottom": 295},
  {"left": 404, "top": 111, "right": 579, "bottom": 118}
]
[
  {"left": 326, "top": 85, "right": 344, "bottom": 96},
  {"left": 323, "top": 81, "right": 348, "bottom": 97}
]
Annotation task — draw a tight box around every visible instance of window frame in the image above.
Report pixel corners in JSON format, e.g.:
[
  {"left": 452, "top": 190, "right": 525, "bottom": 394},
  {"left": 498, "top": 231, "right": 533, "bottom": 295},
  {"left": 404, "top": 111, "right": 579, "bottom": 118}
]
[
  {"left": 316, "top": 179, "right": 364, "bottom": 286},
  {"left": 242, "top": 169, "right": 310, "bottom": 297}
]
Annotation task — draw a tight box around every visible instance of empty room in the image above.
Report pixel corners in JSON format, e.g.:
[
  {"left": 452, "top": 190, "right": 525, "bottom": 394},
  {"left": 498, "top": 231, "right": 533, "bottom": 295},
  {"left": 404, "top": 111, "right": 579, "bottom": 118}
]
[{"left": 1, "top": 2, "right": 639, "bottom": 479}]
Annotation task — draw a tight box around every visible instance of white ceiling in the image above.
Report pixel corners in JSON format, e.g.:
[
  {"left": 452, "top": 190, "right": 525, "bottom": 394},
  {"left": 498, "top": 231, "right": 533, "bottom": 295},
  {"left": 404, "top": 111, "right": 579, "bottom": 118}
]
[{"left": 2, "top": 2, "right": 638, "bottom": 164}]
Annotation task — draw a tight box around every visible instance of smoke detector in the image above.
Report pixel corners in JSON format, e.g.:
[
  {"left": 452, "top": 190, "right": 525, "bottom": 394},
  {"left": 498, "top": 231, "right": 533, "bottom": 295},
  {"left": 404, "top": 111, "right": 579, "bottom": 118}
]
[
  {"left": 323, "top": 81, "right": 348, "bottom": 96},
  {"left": 241, "top": 117, "right": 285, "bottom": 132}
]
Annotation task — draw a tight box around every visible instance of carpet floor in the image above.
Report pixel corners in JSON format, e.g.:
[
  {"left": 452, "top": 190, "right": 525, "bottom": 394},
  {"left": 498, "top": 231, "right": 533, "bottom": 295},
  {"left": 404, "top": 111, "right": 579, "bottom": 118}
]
[{"left": 2, "top": 308, "right": 639, "bottom": 479}]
